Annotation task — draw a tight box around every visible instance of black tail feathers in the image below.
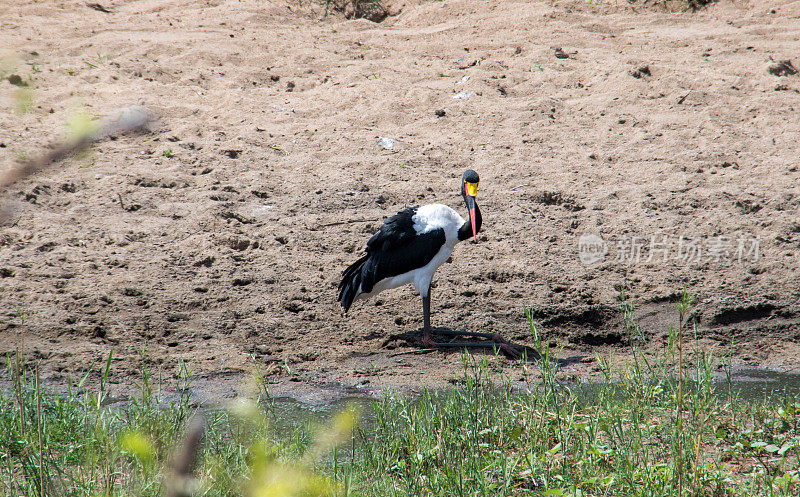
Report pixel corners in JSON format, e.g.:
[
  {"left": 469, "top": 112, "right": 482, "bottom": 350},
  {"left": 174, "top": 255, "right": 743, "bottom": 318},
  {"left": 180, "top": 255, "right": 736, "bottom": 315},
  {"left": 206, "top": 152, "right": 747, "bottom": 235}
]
[{"left": 338, "top": 254, "right": 369, "bottom": 313}]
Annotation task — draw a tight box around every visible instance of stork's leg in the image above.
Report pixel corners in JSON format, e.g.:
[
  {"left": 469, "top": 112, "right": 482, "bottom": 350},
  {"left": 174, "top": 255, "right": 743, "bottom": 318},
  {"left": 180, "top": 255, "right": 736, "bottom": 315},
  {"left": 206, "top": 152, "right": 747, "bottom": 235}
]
[
  {"left": 424, "top": 336, "right": 522, "bottom": 358},
  {"left": 435, "top": 330, "right": 522, "bottom": 358},
  {"left": 434, "top": 329, "right": 520, "bottom": 353},
  {"left": 419, "top": 286, "right": 520, "bottom": 358},
  {"left": 422, "top": 288, "right": 433, "bottom": 342}
]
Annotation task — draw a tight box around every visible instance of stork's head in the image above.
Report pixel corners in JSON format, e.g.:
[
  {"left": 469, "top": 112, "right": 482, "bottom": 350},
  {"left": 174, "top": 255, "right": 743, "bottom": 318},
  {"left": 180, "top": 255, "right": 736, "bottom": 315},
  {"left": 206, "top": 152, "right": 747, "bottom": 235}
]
[{"left": 462, "top": 170, "right": 479, "bottom": 242}]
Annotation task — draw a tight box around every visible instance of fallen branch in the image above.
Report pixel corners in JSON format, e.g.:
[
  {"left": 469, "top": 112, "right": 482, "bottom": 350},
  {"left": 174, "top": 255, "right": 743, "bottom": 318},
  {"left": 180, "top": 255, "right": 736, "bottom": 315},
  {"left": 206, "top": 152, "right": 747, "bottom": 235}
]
[
  {"left": 0, "top": 105, "right": 153, "bottom": 223},
  {"left": 167, "top": 414, "right": 206, "bottom": 497},
  {"left": 388, "top": 348, "right": 437, "bottom": 357}
]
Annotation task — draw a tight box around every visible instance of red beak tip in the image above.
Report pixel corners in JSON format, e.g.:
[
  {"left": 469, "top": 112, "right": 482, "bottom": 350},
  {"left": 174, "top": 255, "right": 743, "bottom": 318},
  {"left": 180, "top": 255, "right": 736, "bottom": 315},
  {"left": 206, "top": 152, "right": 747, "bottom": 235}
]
[{"left": 469, "top": 207, "right": 477, "bottom": 242}]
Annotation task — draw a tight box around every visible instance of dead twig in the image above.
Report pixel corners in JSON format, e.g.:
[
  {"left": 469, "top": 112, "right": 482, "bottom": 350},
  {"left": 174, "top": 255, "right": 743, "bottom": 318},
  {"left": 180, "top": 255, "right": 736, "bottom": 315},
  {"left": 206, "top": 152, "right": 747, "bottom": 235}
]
[
  {"left": 86, "top": 2, "right": 112, "bottom": 13},
  {"left": 166, "top": 415, "right": 206, "bottom": 497},
  {"left": 388, "top": 348, "right": 437, "bottom": 357},
  {"left": 0, "top": 105, "right": 153, "bottom": 223}
]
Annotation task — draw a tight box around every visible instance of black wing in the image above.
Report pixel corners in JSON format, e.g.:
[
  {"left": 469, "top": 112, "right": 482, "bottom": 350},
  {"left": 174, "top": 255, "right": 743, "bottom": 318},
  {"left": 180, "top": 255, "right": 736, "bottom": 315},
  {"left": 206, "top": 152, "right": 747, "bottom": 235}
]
[
  {"left": 338, "top": 207, "right": 446, "bottom": 311},
  {"left": 365, "top": 207, "right": 418, "bottom": 253},
  {"left": 362, "top": 228, "right": 446, "bottom": 291}
]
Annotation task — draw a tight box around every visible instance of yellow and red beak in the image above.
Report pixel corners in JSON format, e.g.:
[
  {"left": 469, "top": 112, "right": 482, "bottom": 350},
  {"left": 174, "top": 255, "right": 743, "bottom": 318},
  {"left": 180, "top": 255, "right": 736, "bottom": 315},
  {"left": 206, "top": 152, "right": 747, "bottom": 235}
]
[{"left": 465, "top": 181, "right": 478, "bottom": 242}]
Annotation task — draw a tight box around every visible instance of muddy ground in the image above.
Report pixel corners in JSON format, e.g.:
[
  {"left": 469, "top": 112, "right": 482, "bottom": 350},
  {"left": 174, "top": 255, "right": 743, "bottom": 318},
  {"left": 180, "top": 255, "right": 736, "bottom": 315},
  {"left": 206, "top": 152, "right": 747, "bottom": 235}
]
[{"left": 1, "top": 0, "right": 799, "bottom": 403}]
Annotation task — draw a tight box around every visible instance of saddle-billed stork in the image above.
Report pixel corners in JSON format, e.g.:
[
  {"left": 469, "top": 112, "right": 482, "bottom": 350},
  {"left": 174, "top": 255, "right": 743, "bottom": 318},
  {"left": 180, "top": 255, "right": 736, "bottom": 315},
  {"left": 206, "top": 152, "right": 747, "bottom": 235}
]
[{"left": 338, "top": 170, "right": 518, "bottom": 355}]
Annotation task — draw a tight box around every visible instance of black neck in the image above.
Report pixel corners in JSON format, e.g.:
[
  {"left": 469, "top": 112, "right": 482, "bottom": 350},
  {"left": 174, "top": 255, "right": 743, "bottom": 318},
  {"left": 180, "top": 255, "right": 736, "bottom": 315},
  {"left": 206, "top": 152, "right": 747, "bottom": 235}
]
[{"left": 457, "top": 195, "right": 482, "bottom": 242}]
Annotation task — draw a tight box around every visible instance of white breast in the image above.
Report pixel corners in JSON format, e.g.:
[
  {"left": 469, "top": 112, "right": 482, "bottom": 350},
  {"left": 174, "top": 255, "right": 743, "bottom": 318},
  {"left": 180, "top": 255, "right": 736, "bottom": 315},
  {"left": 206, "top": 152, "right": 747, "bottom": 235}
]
[{"left": 412, "top": 203, "right": 465, "bottom": 248}]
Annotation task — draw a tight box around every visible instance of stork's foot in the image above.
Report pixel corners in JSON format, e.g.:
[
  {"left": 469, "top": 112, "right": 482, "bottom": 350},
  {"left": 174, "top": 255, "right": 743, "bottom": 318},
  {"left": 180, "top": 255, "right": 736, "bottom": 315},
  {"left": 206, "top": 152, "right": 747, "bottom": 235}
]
[{"left": 422, "top": 330, "right": 522, "bottom": 359}]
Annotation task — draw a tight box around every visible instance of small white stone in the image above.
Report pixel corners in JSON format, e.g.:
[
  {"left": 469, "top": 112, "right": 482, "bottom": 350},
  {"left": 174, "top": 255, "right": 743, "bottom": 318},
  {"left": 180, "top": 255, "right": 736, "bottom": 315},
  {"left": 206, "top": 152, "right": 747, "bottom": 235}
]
[
  {"left": 452, "top": 91, "right": 475, "bottom": 100},
  {"left": 376, "top": 136, "right": 395, "bottom": 149}
]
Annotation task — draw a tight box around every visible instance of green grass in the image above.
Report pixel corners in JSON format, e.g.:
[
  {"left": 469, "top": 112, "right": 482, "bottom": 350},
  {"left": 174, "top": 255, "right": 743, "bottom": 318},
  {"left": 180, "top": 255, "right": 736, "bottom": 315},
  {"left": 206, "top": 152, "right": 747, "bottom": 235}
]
[
  {"left": 359, "top": 346, "right": 800, "bottom": 496},
  {"left": 2, "top": 296, "right": 800, "bottom": 496}
]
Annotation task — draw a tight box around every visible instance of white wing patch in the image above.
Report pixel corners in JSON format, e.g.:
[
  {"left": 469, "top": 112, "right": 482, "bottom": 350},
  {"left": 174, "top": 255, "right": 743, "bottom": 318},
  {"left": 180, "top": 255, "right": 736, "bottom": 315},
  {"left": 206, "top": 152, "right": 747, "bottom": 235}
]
[{"left": 412, "top": 204, "right": 465, "bottom": 247}]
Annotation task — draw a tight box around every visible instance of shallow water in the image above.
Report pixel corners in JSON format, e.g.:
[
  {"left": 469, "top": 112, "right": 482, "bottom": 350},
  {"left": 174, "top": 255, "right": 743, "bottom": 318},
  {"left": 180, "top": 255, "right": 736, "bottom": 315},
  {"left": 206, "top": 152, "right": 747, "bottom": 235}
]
[
  {"left": 718, "top": 367, "right": 800, "bottom": 401},
  {"left": 263, "top": 367, "right": 800, "bottom": 427},
  {"left": 265, "top": 396, "right": 376, "bottom": 434}
]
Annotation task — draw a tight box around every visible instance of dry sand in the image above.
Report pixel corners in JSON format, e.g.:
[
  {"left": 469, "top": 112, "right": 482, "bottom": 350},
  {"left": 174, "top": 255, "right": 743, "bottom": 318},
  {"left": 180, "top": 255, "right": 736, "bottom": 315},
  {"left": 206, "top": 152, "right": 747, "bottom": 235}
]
[{"left": 1, "top": 0, "right": 799, "bottom": 402}]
